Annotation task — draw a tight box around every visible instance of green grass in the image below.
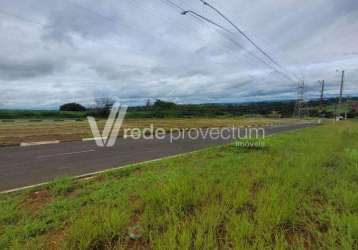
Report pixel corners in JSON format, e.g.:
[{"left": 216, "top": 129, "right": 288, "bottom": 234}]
[
  {"left": 314, "top": 100, "right": 356, "bottom": 114},
  {"left": 0, "top": 110, "right": 88, "bottom": 120},
  {"left": 0, "top": 122, "right": 357, "bottom": 249}
]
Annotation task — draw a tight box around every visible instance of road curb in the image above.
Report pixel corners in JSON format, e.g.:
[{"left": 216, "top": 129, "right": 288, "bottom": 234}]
[
  {"left": 82, "top": 137, "right": 108, "bottom": 142},
  {"left": 20, "top": 140, "right": 60, "bottom": 147}
]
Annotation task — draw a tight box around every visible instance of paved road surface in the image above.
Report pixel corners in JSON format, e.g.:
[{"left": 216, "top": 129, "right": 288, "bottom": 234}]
[{"left": 0, "top": 122, "right": 316, "bottom": 191}]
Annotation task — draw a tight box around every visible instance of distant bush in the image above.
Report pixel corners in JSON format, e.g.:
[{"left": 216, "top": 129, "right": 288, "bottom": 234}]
[
  {"left": 153, "top": 100, "right": 177, "bottom": 110},
  {"left": 309, "top": 109, "right": 320, "bottom": 117},
  {"left": 320, "top": 110, "right": 334, "bottom": 118},
  {"left": 347, "top": 110, "right": 358, "bottom": 118},
  {"left": 60, "top": 103, "right": 87, "bottom": 112}
]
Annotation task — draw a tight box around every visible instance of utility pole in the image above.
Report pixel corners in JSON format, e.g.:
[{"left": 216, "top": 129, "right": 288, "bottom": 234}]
[
  {"left": 319, "top": 80, "right": 325, "bottom": 113},
  {"left": 295, "top": 80, "right": 308, "bottom": 119},
  {"left": 336, "top": 70, "right": 344, "bottom": 119},
  {"left": 339, "top": 70, "right": 345, "bottom": 105},
  {"left": 334, "top": 97, "right": 338, "bottom": 122}
]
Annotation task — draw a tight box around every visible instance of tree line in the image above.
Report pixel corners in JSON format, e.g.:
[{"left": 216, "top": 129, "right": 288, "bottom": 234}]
[{"left": 58, "top": 97, "right": 358, "bottom": 119}]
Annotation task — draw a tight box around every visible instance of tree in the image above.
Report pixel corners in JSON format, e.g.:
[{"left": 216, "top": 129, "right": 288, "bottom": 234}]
[
  {"left": 91, "top": 97, "right": 116, "bottom": 117},
  {"left": 153, "top": 100, "right": 177, "bottom": 110},
  {"left": 145, "top": 99, "right": 152, "bottom": 111},
  {"left": 95, "top": 97, "right": 115, "bottom": 110},
  {"left": 60, "top": 103, "right": 86, "bottom": 112}
]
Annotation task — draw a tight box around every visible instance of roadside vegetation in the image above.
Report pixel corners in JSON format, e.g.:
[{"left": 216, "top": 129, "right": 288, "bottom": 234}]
[
  {"left": 310, "top": 99, "right": 358, "bottom": 117},
  {"left": 0, "top": 117, "right": 298, "bottom": 146},
  {"left": 0, "top": 110, "right": 87, "bottom": 120},
  {"left": 1, "top": 97, "right": 357, "bottom": 120},
  {"left": 1, "top": 98, "right": 356, "bottom": 146},
  {"left": 0, "top": 121, "right": 357, "bottom": 249}
]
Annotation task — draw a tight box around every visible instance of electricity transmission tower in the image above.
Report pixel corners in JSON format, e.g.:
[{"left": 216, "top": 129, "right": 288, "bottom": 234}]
[{"left": 294, "top": 80, "right": 308, "bottom": 118}]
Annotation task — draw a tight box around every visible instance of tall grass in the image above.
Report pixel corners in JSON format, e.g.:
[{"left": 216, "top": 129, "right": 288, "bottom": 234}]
[{"left": 0, "top": 122, "right": 357, "bottom": 249}]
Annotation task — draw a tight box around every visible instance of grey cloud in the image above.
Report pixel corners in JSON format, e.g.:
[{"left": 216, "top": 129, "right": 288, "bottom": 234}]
[
  {"left": 0, "top": 58, "right": 61, "bottom": 80},
  {"left": 91, "top": 65, "right": 145, "bottom": 81},
  {"left": 0, "top": 0, "right": 357, "bottom": 109},
  {"left": 39, "top": 0, "right": 136, "bottom": 44}
]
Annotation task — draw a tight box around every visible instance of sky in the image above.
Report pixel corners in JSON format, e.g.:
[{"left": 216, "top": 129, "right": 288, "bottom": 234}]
[{"left": 0, "top": 0, "right": 357, "bottom": 109}]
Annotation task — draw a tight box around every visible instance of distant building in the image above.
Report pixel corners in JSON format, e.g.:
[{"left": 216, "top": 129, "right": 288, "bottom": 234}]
[{"left": 352, "top": 103, "right": 358, "bottom": 112}]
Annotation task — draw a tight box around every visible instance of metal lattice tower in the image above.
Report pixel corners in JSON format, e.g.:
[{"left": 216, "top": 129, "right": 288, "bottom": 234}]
[{"left": 294, "top": 80, "right": 308, "bottom": 118}]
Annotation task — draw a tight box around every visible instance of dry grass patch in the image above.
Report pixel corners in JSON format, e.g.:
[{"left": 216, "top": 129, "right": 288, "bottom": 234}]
[{"left": 0, "top": 117, "right": 298, "bottom": 146}]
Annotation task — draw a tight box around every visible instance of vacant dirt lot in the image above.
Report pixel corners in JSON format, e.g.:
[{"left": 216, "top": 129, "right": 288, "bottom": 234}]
[{"left": 0, "top": 118, "right": 299, "bottom": 146}]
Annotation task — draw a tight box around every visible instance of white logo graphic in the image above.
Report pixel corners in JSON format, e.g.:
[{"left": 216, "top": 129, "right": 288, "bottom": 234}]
[{"left": 87, "top": 103, "right": 128, "bottom": 147}]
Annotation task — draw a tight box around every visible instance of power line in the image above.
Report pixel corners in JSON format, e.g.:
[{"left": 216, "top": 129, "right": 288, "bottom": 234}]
[
  {"left": 133, "top": 0, "right": 239, "bottom": 60},
  {"left": 152, "top": 0, "right": 291, "bottom": 81},
  {"left": 140, "top": 0, "right": 298, "bottom": 90},
  {"left": 0, "top": 9, "right": 44, "bottom": 26},
  {"left": 161, "top": 0, "right": 204, "bottom": 23},
  {"left": 159, "top": 1, "right": 279, "bottom": 73},
  {"left": 2, "top": 1, "right": 299, "bottom": 86},
  {"left": 0, "top": 7, "right": 129, "bottom": 52},
  {"left": 131, "top": 0, "right": 275, "bottom": 79},
  {"left": 199, "top": 0, "right": 300, "bottom": 82},
  {"left": 171, "top": 3, "right": 295, "bottom": 82},
  {"left": 0, "top": 1, "right": 263, "bottom": 92},
  {"left": 181, "top": 10, "right": 295, "bottom": 82},
  {"left": 0, "top": 2, "right": 190, "bottom": 67},
  {"left": 227, "top": 19, "right": 304, "bottom": 80},
  {"left": 133, "top": 0, "right": 199, "bottom": 35},
  {"left": 199, "top": 0, "right": 298, "bottom": 80},
  {"left": 63, "top": 0, "right": 194, "bottom": 50},
  {"left": 64, "top": 0, "right": 120, "bottom": 23},
  {"left": 162, "top": 0, "right": 185, "bottom": 11},
  {"left": 0, "top": 0, "right": 264, "bottom": 76},
  {"left": 130, "top": 0, "right": 257, "bottom": 72}
]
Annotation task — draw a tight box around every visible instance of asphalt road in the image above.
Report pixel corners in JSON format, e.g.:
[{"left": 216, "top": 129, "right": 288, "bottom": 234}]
[{"left": 0, "top": 122, "right": 316, "bottom": 191}]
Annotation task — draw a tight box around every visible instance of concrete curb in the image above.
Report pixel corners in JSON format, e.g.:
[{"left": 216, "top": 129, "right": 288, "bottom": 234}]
[
  {"left": 82, "top": 137, "right": 108, "bottom": 142},
  {"left": 20, "top": 141, "right": 60, "bottom": 147}
]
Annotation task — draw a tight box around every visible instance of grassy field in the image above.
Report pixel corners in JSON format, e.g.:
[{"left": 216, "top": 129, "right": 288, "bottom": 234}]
[
  {"left": 0, "top": 121, "right": 357, "bottom": 249},
  {"left": 0, "top": 117, "right": 298, "bottom": 146},
  {"left": 313, "top": 100, "right": 357, "bottom": 114},
  {"left": 0, "top": 110, "right": 87, "bottom": 120}
]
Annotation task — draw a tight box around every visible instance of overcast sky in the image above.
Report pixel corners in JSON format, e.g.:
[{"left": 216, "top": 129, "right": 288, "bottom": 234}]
[{"left": 0, "top": 0, "right": 357, "bottom": 109}]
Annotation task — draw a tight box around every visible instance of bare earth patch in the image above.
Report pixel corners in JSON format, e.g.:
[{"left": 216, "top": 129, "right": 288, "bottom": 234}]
[{"left": 23, "top": 189, "right": 52, "bottom": 214}]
